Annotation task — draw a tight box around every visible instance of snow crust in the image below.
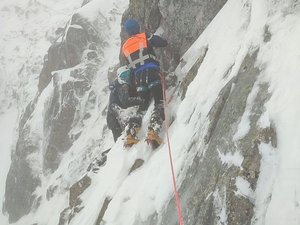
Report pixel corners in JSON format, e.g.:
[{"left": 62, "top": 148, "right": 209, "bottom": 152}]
[
  {"left": 255, "top": 3, "right": 300, "bottom": 224},
  {"left": 218, "top": 150, "right": 244, "bottom": 168}
]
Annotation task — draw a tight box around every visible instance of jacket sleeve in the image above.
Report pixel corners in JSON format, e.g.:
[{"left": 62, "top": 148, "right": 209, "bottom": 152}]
[
  {"left": 118, "top": 84, "right": 143, "bottom": 108},
  {"left": 147, "top": 33, "right": 168, "bottom": 47}
]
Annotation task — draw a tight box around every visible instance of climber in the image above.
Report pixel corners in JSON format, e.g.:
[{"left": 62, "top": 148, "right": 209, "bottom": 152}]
[
  {"left": 121, "top": 19, "right": 168, "bottom": 148},
  {"left": 106, "top": 65, "right": 144, "bottom": 146}
]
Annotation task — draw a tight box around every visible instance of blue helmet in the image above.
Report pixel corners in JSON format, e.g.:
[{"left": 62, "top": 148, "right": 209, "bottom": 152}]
[
  {"left": 123, "top": 19, "right": 140, "bottom": 35},
  {"left": 117, "top": 66, "right": 131, "bottom": 84}
]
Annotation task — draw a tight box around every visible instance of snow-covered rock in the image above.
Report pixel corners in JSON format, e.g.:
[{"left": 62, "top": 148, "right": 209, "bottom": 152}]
[{"left": 1, "top": 0, "right": 300, "bottom": 225}]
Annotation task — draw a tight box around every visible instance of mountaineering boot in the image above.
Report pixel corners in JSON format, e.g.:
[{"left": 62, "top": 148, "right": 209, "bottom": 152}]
[
  {"left": 146, "top": 128, "right": 162, "bottom": 149},
  {"left": 124, "top": 126, "right": 140, "bottom": 148},
  {"left": 124, "top": 134, "right": 139, "bottom": 148}
]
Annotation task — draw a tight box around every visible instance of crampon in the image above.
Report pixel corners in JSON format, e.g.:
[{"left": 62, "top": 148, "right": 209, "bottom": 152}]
[{"left": 146, "top": 128, "right": 162, "bottom": 149}]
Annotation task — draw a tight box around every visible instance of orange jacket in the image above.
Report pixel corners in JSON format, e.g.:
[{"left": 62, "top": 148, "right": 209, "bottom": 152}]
[{"left": 122, "top": 33, "right": 157, "bottom": 69}]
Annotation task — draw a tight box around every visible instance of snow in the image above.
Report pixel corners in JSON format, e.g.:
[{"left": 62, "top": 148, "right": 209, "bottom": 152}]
[
  {"left": 27, "top": 82, "right": 55, "bottom": 175},
  {"left": 66, "top": 0, "right": 300, "bottom": 224},
  {"left": 252, "top": 142, "right": 278, "bottom": 225},
  {"left": 69, "top": 24, "right": 84, "bottom": 30},
  {"left": 235, "top": 176, "right": 255, "bottom": 200},
  {"left": 254, "top": 6, "right": 300, "bottom": 224},
  {"left": 233, "top": 83, "right": 259, "bottom": 141},
  {"left": 177, "top": 0, "right": 251, "bottom": 126},
  {"left": 218, "top": 150, "right": 244, "bottom": 168},
  {"left": 1, "top": 0, "right": 300, "bottom": 225},
  {"left": 79, "top": 0, "right": 128, "bottom": 19}
]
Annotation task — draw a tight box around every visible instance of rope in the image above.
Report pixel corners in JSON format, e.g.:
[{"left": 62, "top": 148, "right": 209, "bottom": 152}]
[{"left": 160, "top": 72, "right": 184, "bottom": 225}]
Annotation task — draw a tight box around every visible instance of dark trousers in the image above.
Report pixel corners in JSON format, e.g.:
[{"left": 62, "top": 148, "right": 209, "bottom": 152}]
[
  {"left": 107, "top": 105, "right": 143, "bottom": 142},
  {"left": 135, "top": 68, "right": 165, "bottom": 132},
  {"left": 106, "top": 109, "right": 122, "bottom": 142}
]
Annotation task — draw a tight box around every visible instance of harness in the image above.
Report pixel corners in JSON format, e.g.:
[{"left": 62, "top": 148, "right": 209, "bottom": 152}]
[{"left": 122, "top": 33, "right": 157, "bottom": 69}]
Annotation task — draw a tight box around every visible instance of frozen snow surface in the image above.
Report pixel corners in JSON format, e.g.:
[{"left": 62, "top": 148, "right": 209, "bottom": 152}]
[{"left": 1, "top": 0, "right": 300, "bottom": 225}]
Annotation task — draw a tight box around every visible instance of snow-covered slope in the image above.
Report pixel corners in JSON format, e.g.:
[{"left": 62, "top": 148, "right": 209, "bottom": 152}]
[{"left": 1, "top": 0, "right": 300, "bottom": 225}]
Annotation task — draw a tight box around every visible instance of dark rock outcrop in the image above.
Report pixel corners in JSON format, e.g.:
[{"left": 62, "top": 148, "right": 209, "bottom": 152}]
[
  {"left": 38, "top": 26, "right": 87, "bottom": 93},
  {"left": 95, "top": 197, "right": 112, "bottom": 225},
  {"left": 179, "top": 46, "right": 208, "bottom": 100},
  {"left": 38, "top": 6, "right": 106, "bottom": 93},
  {"left": 121, "top": 0, "right": 227, "bottom": 71},
  {"left": 58, "top": 175, "right": 92, "bottom": 225},
  {"left": 43, "top": 60, "right": 98, "bottom": 172},
  {"left": 4, "top": 158, "right": 41, "bottom": 223}
]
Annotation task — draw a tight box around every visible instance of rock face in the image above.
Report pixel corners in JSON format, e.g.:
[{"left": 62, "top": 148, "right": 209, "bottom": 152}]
[
  {"left": 148, "top": 51, "right": 276, "bottom": 225},
  {"left": 38, "top": 25, "right": 87, "bottom": 93},
  {"left": 3, "top": 149, "right": 41, "bottom": 223},
  {"left": 121, "top": 0, "right": 227, "bottom": 70},
  {"left": 3, "top": 3, "right": 103, "bottom": 223},
  {"left": 176, "top": 51, "right": 264, "bottom": 225},
  {"left": 43, "top": 59, "right": 99, "bottom": 173}
]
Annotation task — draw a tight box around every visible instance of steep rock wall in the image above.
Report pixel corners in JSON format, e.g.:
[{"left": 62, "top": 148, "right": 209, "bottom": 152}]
[
  {"left": 159, "top": 51, "right": 276, "bottom": 225},
  {"left": 121, "top": 0, "right": 227, "bottom": 70},
  {"left": 3, "top": 3, "right": 103, "bottom": 222}
]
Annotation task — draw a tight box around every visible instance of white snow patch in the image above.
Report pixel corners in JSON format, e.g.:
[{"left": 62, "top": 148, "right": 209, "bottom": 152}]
[
  {"left": 235, "top": 176, "right": 254, "bottom": 200},
  {"left": 69, "top": 24, "right": 84, "bottom": 30},
  {"left": 78, "top": 0, "right": 129, "bottom": 23},
  {"left": 233, "top": 82, "right": 259, "bottom": 141},
  {"left": 177, "top": 0, "right": 252, "bottom": 130},
  {"left": 252, "top": 142, "right": 278, "bottom": 225},
  {"left": 255, "top": 6, "right": 300, "bottom": 224},
  {"left": 257, "top": 102, "right": 271, "bottom": 128},
  {"left": 218, "top": 150, "right": 244, "bottom": 168}
]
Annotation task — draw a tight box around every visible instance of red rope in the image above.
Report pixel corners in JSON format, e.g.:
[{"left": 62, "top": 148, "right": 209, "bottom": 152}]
[{"left": 160, "top": 73, "right": 184, "bottom": 225}]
